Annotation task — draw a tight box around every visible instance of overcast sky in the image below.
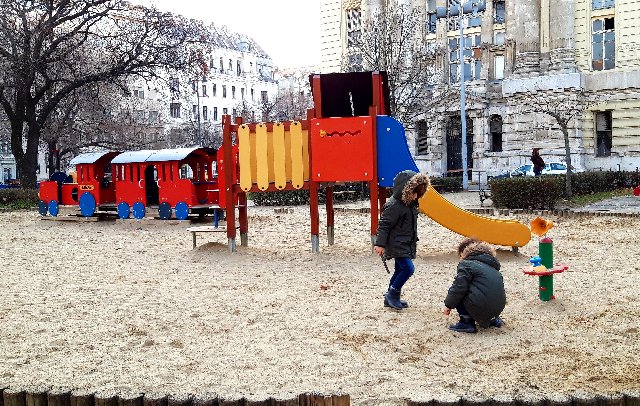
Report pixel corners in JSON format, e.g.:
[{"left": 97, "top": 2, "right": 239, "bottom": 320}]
[{"left": 137, "top": 0, "right": 321, "bottom": 69}]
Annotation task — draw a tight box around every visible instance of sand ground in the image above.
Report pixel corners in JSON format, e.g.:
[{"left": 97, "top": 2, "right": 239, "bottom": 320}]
[{"left": 0, "top": 192, "right": 639, "bottom": 405}]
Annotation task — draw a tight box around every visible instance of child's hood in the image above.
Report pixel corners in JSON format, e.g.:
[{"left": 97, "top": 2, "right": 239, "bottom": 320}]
[
  {"left": 392, "top": 170, "right": 430, "bottom": 204},
  {"left": 460, "top": 240, "right": 500, "bottom": 269}
]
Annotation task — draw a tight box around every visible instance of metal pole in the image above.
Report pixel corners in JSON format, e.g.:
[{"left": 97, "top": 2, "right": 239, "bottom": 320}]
[{"left": 459, "top": 8, "right": 469, "bottom": 190}]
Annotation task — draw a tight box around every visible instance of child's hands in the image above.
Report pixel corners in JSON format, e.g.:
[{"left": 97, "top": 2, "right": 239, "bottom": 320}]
[
  {"left": 442, "top": 307, "right": 451, "bottom": 316},
  {"left": 374, "top": 246, "right": 385, "bottom": 256}
]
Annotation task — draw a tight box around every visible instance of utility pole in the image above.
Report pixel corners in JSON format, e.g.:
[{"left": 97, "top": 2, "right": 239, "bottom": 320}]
[{"left": 437, "top": 0, "right": 485, "bottom": 191}]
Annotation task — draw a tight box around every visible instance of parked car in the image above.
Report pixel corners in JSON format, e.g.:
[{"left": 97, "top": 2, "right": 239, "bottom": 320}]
[{"left": 490, "top": 162, "right": 570, "bottom": 179}]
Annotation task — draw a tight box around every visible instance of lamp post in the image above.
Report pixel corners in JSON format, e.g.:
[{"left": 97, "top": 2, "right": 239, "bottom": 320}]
[{"left": 436, "top": 0, "right": 485, "bottom": 190}]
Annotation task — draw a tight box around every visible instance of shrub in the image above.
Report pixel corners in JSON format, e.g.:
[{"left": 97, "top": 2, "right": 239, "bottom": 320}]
[
  {"left": 570, "top": 170, "right": 640, "bottom": 195},
  {"left": 489, "top": 176, "right": 565, "bottom": 210},
  {"left": 430, "top": 176, "right": 462, "bottom": 193},
  {"left": 0, "top": 188, "right": 40, "bottom": 210}
]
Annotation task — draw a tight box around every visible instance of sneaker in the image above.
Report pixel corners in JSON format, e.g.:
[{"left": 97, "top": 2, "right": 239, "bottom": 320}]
[
  {"left": 448, "top": 320, "right": 477, "bottom": 334},
  {"left": 489, "top": 316, "right": 504, "bottom": 328}
]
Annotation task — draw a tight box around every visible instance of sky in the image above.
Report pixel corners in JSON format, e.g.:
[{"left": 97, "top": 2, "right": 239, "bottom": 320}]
[{"left": 138, "top": 0, "right": 321, "bottom": 69}]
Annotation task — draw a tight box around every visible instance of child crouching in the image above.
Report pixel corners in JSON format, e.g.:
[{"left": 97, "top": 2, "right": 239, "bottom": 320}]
[{"left": 443, "top": 238, "right": 506, "bottom": 333}]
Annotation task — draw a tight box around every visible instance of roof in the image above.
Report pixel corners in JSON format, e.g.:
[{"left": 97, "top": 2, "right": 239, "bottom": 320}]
[
  {"left": 69, "top": 151, "right": 119, "bottom": 165},
  {"left": 110, "top": 148, "right": 216, "bottom": 164}
]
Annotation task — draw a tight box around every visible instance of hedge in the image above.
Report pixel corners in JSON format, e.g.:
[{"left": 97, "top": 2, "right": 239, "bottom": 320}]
[{"left": 0, "top": 188, "right": 40, "bottom": 210}]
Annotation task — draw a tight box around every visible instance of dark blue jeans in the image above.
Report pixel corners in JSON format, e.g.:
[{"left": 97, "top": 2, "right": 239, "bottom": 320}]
[{"left": 389, "top": 257, "right": 415, "bottom": 290}]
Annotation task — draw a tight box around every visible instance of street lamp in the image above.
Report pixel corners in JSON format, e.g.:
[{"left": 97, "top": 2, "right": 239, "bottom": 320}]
[{"left": 436, "top": 0, "right": 485, "bottom": 190}]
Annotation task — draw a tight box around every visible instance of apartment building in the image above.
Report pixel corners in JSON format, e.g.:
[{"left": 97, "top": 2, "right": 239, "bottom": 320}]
[{"left": 321, "top": 0, "right": 640, "bottom": 180}]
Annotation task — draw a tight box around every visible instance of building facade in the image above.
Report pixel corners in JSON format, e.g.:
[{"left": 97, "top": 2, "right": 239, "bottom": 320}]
[{"left": 321, "top": 0, "right": 640, "bottom": 182}]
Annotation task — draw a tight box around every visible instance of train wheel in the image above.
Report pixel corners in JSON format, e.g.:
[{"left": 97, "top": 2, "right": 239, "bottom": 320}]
[
  {"left": 158, "top": 202, "right": 172, "bottom": 220},
  {"left": 38, "top": 200, "right": 48, "bottom": 216},
  {"left": 117, "top": 202, "right": 131, "bottom": 219},
  {"left": 79, "top": 192, "right": 96, "bottom": 217},
  {"left": 47, "top": 200, "right": 59, "bottom": 217},
  {"left": 133, "top": 202, "right": 146, "bottom": 220},
  {"left": 174, "top": 202, "right": 189, "bottom": 221}
]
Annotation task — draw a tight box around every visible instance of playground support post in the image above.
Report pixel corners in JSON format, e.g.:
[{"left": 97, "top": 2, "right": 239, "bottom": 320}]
[
  {"left": 538, "top": 237, "right": 554, "bottom": 301},
  {"left": 369, "top": 106, "right": 380, "bottom": 251},
  {"left": 326, "top": 185, "right": 335, "bottom": 245},
  {"left": 222, "top": 114, "right": 237, "bottom": 252}
]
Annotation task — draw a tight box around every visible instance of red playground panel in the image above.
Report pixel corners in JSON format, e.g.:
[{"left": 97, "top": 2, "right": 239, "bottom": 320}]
[{"left": 311, "top": 117, "right": 374, "bottom": 183}]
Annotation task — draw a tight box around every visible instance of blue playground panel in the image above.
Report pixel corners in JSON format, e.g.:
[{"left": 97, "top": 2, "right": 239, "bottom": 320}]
[
  {"left": 175, "top": 202, "right": 189, "bottom": 221},
  {"left": 48, "top": 200, "right": 59, "bottom": 217},
  {"left": 117, "top": 202, "right": 131, "bottom": 219},
  {"left": 376, "top": 115, "right": 419, "bottom": 188},
  {"left": 158, "top": 202, "right": 172, "bottom": 220},
  {"left": 132, "top": 202, "right": 145, "bottom": 219},
  {"left": 79, "top": 192, "right": 97, "bottom": 217},
  {"left": 38, "top": 200, "right": 48, "bottom": 216}
]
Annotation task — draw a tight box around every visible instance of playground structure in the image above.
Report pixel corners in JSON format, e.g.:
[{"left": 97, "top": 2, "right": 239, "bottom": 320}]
[
  {"left": 38, "top": 147, "right": 229, "bottom": 221},
  {"left": 523, "top": 217, "right": 568, "bottom": 301},
  {"left": 38, "top": 71, "right": 533, "bottom": 252},
  {"left": 218, "top": 71, "right": 532, "bottom": 252}
]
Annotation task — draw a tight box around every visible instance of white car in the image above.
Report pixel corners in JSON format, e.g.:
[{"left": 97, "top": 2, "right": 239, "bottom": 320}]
[{"left": 494, "top": 162, "right": 569, "bottom": 178}]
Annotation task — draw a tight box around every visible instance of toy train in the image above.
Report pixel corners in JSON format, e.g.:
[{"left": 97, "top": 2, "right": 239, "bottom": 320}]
[{"left": 38, "top": 147, "right": 236, "bottom": 220}]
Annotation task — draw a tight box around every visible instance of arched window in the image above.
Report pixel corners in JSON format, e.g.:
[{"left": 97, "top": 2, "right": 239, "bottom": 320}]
[{"left": 489, "top": 115, "right": 503, "bottom": 152}]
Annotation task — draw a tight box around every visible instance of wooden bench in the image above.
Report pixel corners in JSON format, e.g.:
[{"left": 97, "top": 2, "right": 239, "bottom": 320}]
[{"left": 187, "top": 225, "right": 227, "bottom": 249}]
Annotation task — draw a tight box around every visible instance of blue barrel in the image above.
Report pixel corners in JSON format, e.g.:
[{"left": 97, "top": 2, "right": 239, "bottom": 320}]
[
  {"left": 174, "top": 202, "right": 189, "bottom": 221},
  {"left": 79, "top": 192, "right": 96, "bottom": 217},
  {"left": 47, "top": 200, "right": 59, "bottom": 217},
  {"left": 117, "top": 202, "right": 131, "bottom": 219},
  {"left": 132, "top": 202, "right": 146, "bottom": 219}
]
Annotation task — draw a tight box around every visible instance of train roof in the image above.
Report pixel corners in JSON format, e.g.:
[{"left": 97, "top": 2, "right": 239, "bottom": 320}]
[
  {"left": 111, "top": 147, "right": 217, "bottom": 164},
  {"left": 69, "top": 151, "right": 119, "bottom": 165}
]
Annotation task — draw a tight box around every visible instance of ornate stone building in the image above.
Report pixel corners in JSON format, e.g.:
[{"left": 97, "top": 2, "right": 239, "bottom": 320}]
[{"left": 320, "top": 0, "right": 640, "bottom": 182}]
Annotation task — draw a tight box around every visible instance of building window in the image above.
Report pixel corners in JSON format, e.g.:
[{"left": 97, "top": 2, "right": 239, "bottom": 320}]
[
  {"left": 237, "top": 61, "right": 242, "bottom": 76},
  {"left": 203, "top": 106, "right": 208, "bottom": 121},
  {"left": 251, "top": 88, "right": 255, "bottom": 101},
  {"left": 595, "top": 111, "right": 612, "bottom": 157},
  {"left": 494, "top": 0, "right": 505, "bottom": 24},
  {"left": 426, "top": 13, "right": 437, "bottom": 34},
  {"left": 192, "top": 104, "right": 198, "bottom": 119},
  {"left": 170, "top": 103, "right": 181, "bottom": 118},
  {"left": 222, "top": 85, "right": 227, "bottom": 98},
  {"left": 213, "top": 83, "right": 217, "bottom": 97},
  {"left": 219, "top": 57, "right": 224, "bottom": 72},
  {"left": 261, "top": 91, "right": 268, "bottom": 103},
  {"left": 232, "top": 108, "right": 237, "bottom": 118},
  {"left": 133, "top": 89, "right": 145, "bottom": 99},
  {"left": 149, "top": 111, "right": 159, "bottom": 124},
  {"left": 232, "top": 86, "right": 236, "bottom": 99},
  {"left": 592, "top": 17, "right": 615, "bottom": 71},
  {"left": 592, "top": 0, "right": 615, "bottom": 9},
  {"left": 241, "top": 88, "right": 245, "bottom": 100},
  {"left": 223, "top": 108, "right": 228, "bottom": 116},
  {"left": 494, "top": 55, "right": 504, "bottom": 80},
  {"left": 494, "top": 31, "right": 505, "bottom": 45},
  {"left": 169, "top": 77, "right": 179, "bottom": 93},
  {"left": 346, "top": 8, "right": 361, "bottom": 48},
  {"left": 415, "top": 120, "right": 428, "bottom": 155},
  {"left": 213, "top": 107, "right": 218, "bottom": 121},
  {"left": 449, "top": 35, "right": 482, "bottom": 82},
  {"left": 489, "top": 115, "right": 503, "bottom": 152},
  {"left": 202, "top": 84, "right": 208, "bottom": 97},
  {"left": 228, "top": 59, "right": 233, "bottom": 72}
]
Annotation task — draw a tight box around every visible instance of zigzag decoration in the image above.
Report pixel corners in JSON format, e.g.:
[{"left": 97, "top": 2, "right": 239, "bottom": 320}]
[{"left": 319, "top": 129, "right": 362, "bottom": 137}]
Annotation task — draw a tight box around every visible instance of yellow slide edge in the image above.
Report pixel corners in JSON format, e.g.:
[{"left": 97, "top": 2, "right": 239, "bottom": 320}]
[{"left": 418, "top": 186, "right": 532, "bottom": 248}]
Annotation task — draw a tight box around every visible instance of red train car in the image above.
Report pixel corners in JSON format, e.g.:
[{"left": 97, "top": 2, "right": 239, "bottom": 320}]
[
  {"left": 111, "top": 147, "right": 222, "bottom": 220},
  {"left": 38, "top": 151, "right": 121, "bottom": 217}
]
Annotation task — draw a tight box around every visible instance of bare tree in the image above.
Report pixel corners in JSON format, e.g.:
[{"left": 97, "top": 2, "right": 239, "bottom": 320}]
[
  {"left": 343, "top": 2, "right": 441, "bottom": 125},
  {"left": 513, "top": 86, "right": 604, "bottom": 196},
  {"left": 0, "top": 0, "right": 207, "bottom": 187}
]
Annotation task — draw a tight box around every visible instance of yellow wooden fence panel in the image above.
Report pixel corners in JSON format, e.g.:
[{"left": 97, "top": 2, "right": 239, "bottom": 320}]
[
  {"left": 290, "top": 122, "right": 304, "bottom": 189},
  {"left": 238, "top": 125, "right": 252, "bottom": 192},
  {"left": 256, "top": 124, "right": 269, "bottom": 190},
  {"left": 272, "top": 123, "right": 287, "bottom": 189}
]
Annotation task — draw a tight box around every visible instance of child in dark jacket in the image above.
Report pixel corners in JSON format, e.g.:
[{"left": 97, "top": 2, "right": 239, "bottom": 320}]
[
  {"left": 443, "top": 238, "right": 506, "bottom": 333},
  {"left": 374, "top": 170, "right": 430, "bottom": 310}
]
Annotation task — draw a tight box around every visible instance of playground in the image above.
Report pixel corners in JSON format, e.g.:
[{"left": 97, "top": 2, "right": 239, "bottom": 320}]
[{"left": 1, "top": 196, "right": 639, "bottom": 405}]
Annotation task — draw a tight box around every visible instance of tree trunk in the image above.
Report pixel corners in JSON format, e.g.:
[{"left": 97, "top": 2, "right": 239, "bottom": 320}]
[
  {"left": 561, "top": 124, "right": 573, "bottom": 197},
  {"left": 47, "top": 141, "right": 56, "bottom": 176},
  {"left": 18, "top": 124, "right": 41, "bottom": 189}
]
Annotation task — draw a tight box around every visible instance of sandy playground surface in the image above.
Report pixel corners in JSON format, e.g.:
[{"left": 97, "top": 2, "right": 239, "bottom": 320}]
[{"left": 0, "top": 192, "right": 639, "bottom": 405}]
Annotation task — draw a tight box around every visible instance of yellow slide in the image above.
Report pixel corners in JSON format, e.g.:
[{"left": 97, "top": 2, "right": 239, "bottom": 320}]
[{"left": 418, "top": 186, "right": 531, "bottom": 248}]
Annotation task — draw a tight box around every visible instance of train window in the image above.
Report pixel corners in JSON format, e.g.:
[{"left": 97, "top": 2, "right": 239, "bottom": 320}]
[
  {"left": 137, "top": 166, "right": 140, "bottom": 181},
  {"left": 211, "top": 160, "right": 218, "bottom": 176},
  {"left": 170, "top": 165, "right": 174, "bottom": 181},
  {"left": 153, "top": 166, "right": 158, "bottom": 181},
  {"left": 180, "top": 164, "right": 193, "bottom": 179},
  {"left": 196, "top": 163, "right": 201, "bottom": 181},
  {"left": 161, "top": 165, "right": 166, "bottom": 181},
  {"left": 129, "top": 166, "right": 133, "bottom": 183}
]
